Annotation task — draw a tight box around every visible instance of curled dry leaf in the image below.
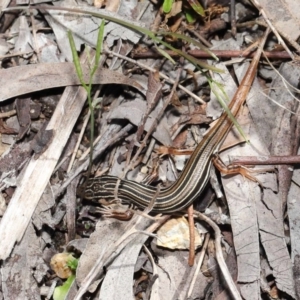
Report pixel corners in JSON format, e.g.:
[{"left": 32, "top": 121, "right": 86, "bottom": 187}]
[
  {"left": 156, "top": 216, "right": 203, "bottom": 250},
  {"left": 50, "top": 253, "right": 75, "bottom": 279},
  {"left": 0, "top": 62, "right": 146, "bottom": 103}
]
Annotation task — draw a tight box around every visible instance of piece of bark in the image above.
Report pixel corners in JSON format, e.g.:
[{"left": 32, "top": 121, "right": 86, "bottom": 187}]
[
  {"left": 30, "top": 121, "right": 54, "bottom": 158},
  {"left": 16, "top": 97, "right": 31, "bottom": 140}
]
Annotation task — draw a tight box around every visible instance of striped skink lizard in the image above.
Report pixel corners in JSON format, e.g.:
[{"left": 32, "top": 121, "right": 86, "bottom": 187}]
[{"left": 84, "top": 29, "right": 270, "bottom": 213}]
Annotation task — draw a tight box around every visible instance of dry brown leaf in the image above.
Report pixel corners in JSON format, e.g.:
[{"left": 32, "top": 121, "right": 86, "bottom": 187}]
[
  {"left": 257, "top": 0, "right": 300, "bottom": 44},
  {"left": 109, "top": 98, "right": 172, "bottom": 146},
  {"left": 0, "top": 62, "right": 146, "bottom": 103},
  {"left": 15, "top": 97, "right": 31, "bottom": 140}
]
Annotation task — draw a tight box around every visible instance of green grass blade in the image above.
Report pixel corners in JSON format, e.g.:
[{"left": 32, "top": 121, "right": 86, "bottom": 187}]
[
  {"left": 95, "top": 20, "right": 105, "bottom": 69},
  {"left": 159, "top": 31, "right": 219, "bottom": 61},
  {"left": 209, "top": 80, "right": 248, "bottom": 142},
  {"left": 155, "top": 45, "right": 176, "bottom": 64},
  {"left": 68, "top": 30, "right": 84, "bottom": 85},
  {"left": 187, "top": 0, "right": 205, "bottom": 16},
  {"left": 8, "top": 6, "right": 223, "bottom": 73},
  {"left": 157, "top": 36, "right": 223, "bottom": 72}
]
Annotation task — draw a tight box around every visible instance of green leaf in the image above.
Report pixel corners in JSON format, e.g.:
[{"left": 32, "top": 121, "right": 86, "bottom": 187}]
[
  {"left": 185, "top": 9, "right": 197, "bottom": 23},
  {"left": 53, "top": 275, "right": 75, "bottom": 300},
  {"left": 159, "top": 31, "right": 218, "bottom": 61},
  {"left": 157, "top": 36, "right": 223, "bottom": 72},
  {"left": 94, "top": 20, "right": 105, "bottom": 72},
  {"left": 163, "top": 0, "right": 173, "bottom": 13},
  {"left": 155, "top": 46, "right": 176, "bottom": 64},
  {"left": 67, "top": 31, "right": 84, "bottom": 86},
  {"left": 209, "top": 80, "right": 248, "bottom": 142},
  {"left": 67, "top": 256, "right": 78, "bottom": 271},
  {"left": 187, "top": 0, "right": 205, "bottom": 16}
]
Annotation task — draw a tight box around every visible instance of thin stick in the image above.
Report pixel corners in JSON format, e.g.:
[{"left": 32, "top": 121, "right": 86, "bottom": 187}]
[
  {"left": 182, "top": 21, "right": 212, "bottom": 48},
  {"left": 194, "top": 211, "right": 242, "bottom": 300},
  {"left": 187, "top": 205, "right": 195, "bottom": 266},
  {"left": 67, "top": 109, "right": 90, "bottom": 173},
  {"left": 133, "top": 49, "right": 291, "bottom": 59},
  {"left": 104, "top": 48, "right": 205, "bottom": 104},
  {"left": 187, "top": 233, "right": 210, "bottom": 298},
  {"left": 0, "top": 109, "right": 16, "bottom": 118},
  {"left": 230, "top": 155, "right": 300, "bottom": 165}
]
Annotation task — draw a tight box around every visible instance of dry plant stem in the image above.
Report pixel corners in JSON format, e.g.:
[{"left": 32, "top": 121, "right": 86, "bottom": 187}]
[
  {"left": 128, "top": 209, "right": 161, "bottom": 221},
  {"left": 230, "top": 155, "right": 300, "bottom": 165},
  {"left": 142, "top": 137, "right": 156, "bottom": 164},
  {"left": 182, "top": 21, "right": 212, "bottom": 48},
  {"left": 30, "top": 11, "right": 40, "bottom": 62},
  {"left": 133, "top": 49, "right": 291, "bottom": 59},
  {"left": 67, "top": 109, "right": 90, "bottom": 172},
  {"left": 259, "top": 90, "right": 296, "bottom": 115},
  {"left": 187, "top": 233, "right": 210, "bottom": 298},
  {"left": 263, "top": 52, "right": 300, "bottom": 97},
  {"left": 194, "top": 211, "right": 241, "bottom": 300},
  {"left": 79, "top": 127, "right": 104, "bottom": 161},
  {"left": 143, "top": 244, "right": 159, "bottom": 296},
  {"left": 230, "top": 0, "right": 237, "bottom": 37},
  {"left": 143, "top": 246, "right": 159, "bottom": 299},
  {"left": 54, "top": 152, "right": 72, "bottom": 173},
  {"left": 237, "top": 20, "right": 267, "bottom": 28},
  {"left": 54, "top": 124, "right": 134, "bottom": 199},
  {"left": 0, "top": 109, "right": 16, "bottom": 118},
  {"left": 143, "top": 245, "right": 157, "bottom": 274},
  {"left": 188, "top": 205, "right": 195, "bottom": 266},
  {"left": 125, "top": 139, "right": 135, "bottom": 166},
  {"left": 136, "top": 72, "right": 162, "bottom": 142},
  {"left": 67, "top": 87, "right": 101, "bottom": 173},
  {"left": 68, "top": 52, "right": 107, "bottom": 172},
  {"left": 241, "top": 40, "right": 260, "bottom": 57},
  {"left": 0, "top": 51, "right": 33, "bottom": 60},
  {"left": 104, "top": 48, "right": 205, "bottom": 104},
  {"left": 74, "top": 214, "right": 171, "bottom": 299}
]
